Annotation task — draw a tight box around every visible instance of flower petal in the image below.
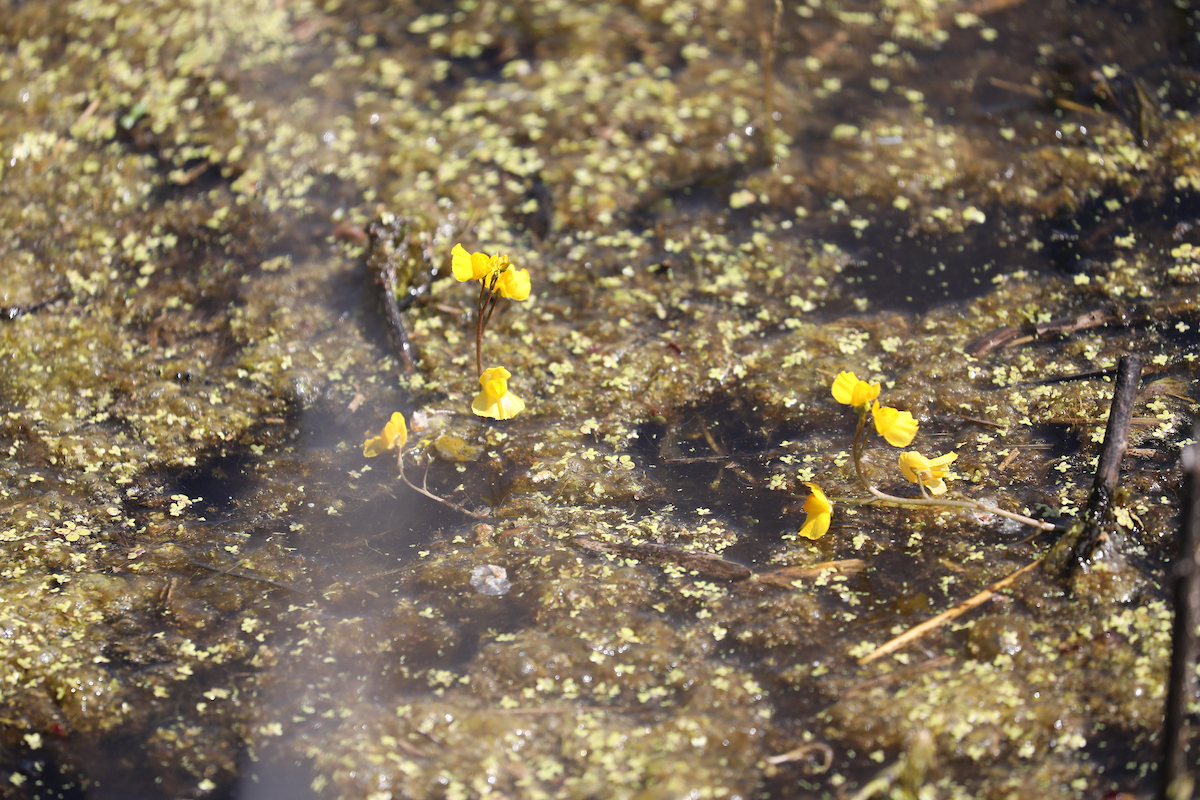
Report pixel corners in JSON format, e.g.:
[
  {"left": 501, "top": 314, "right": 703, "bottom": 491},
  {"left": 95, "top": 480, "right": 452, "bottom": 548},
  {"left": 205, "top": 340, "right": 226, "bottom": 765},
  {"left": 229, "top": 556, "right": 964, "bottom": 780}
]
[
  {"left": 898, "top": 451, "right": 930, "bottom": 483},
  {"left": 872, "top": 402, "right": 918, "bottom": 447},
  {"left": 471, "top": 367, "right": 525, "bottom": 420},
  {"left": 929, "top": 452, "right": 958, "bottom": 471},
  {"left": 471, "top": 251, "right": 492, "bottom": 280},
  {"left": 831, "top": 371, "right": 879, "bottom": 406},
  {"left": 799, "top": 511, "right": 830, "bottom": 540},
  {"left": 451, "top": 244, "right": 476, "bottom": 282},
  {"left": 496, "top": 268, "right": 531, "bottom": 300},
  {"left": 381, "top": 412, "right": 407, "bottom": 450},
  {"left": 798, "top": 483, "right": 833, "bottom": 539},
  {"left": 363, "top": 412, "right": 408, "bottom": 457},
  {"left": 831, "top": 372, "right": 859, "bottom": 404}
]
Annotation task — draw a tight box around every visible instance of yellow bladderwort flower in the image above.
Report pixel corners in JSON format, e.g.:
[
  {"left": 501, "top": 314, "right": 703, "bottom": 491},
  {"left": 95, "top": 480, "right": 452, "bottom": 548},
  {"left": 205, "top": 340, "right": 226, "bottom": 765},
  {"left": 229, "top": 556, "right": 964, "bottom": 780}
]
[
  {"left": 453, "top": 243, "right": 533, "bottom": 377},
  {"left": 872, "top": 401, "right": 918, "bottom": 447},
  {"left": 451, "top": 243, "right": 508, "bottom": 283},
  {"left": 831, "top": 371, "right": 880, "bottom": 408},
  {"left": 363, "top": 412, "right": 407, "bottom": 457},
  {"left": 495, "top": 266, "right": 531, "bottom": 301},
  {"left": 798, "top": 482, "right": 833, "bottom": 540},
  {"left": 471, "top": 366, "right": 526, "bottom": 420},
  {"left": 898, "top": 450, "right": 958, "bottom": 496}
]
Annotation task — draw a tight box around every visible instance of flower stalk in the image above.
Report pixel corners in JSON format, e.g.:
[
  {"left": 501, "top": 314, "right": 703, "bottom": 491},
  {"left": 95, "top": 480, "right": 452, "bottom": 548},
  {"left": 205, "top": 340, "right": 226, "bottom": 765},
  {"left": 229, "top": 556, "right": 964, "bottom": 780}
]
[
  {"left": 363, "top": 412, "right": 489, "bottom": 518},
  {"left": 847, "top": 401, "right": 1055, "bottom": 531},
  {"left": 451, "top": 243, "right": 530, "bottom": 419}
]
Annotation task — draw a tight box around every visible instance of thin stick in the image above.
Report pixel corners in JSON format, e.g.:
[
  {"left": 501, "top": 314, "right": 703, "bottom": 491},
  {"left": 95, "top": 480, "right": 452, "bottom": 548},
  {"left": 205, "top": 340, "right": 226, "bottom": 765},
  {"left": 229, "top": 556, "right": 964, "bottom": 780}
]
[
  {"left": 857, "top": 558, "right": 1042, "bottom": 665},
  {"left": 1160, "top": 429, "right": 1200, "bottom": 800},
  {"left": 1044, "top": 354, "right": 1143, "bottom": 575}
]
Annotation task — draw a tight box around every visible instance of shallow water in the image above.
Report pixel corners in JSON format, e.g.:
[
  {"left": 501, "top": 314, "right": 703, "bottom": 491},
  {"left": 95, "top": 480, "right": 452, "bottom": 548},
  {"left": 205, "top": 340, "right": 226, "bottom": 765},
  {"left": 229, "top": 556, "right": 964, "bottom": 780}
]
[{"left": 1, "top": 0, "right": 1198, "bottom": 798}]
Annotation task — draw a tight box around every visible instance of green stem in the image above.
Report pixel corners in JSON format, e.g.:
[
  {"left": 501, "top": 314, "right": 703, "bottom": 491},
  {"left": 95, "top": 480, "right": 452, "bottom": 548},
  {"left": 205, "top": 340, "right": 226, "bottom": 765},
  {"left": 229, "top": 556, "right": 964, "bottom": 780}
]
[
  {"left": 396, "top": 448, "right": 489, "bottom": 519},
  {"left": 475, "top": 283, "right": 488, "bottom": 377},
  {"left": 474, "top": 273, "right": 503, "bottom": 377},
  {"left": 849, "top": 405, "right": 1057, "bottom": 531}
]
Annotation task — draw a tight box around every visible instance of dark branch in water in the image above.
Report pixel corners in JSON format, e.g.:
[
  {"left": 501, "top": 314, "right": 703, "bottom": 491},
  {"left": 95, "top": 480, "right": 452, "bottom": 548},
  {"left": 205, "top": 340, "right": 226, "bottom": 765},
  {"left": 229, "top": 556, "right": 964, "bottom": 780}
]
[
  {"left": 967, "top": 296, "right": 1199, "bottom": 358},
  {"left": 1160, "top": 429, "right": 1200, "bottom": 800},
  {"left": 1, "top": 290, "right": 67, "bottom": 321},
  {"left": 1043, "top": 354, "right": 1143, "bottom": 577},
  {"left": 366, "top": 217, "right": 431, "bottom": 373},
  {"left": 573, "top": 536, "right": 752, "bottom": 582}
]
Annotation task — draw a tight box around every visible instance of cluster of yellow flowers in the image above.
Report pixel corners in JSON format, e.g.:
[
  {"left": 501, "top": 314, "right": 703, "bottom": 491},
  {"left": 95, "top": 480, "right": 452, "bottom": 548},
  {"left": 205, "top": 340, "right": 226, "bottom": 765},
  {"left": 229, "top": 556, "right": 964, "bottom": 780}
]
[
  {"left": 451, "top": 243, "right": 531, "bottom": 420},
  {"left": 363, "top": 245, "right": 531, "bottom": 463},
  {"left": 830, "top": 371, "right": 919, "bottom": 447},
  {"left": 799, "top": 371, "right": 959, "bottom": 539},
  {"left": 451, "top": 244, "right": 530, "bottom": 302}
]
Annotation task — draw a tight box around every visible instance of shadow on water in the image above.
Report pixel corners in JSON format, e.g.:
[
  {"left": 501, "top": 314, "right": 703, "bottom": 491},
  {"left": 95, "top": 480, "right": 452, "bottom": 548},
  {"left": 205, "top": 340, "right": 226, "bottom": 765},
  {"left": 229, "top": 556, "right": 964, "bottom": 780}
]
[
  {"left": 834, "top": 208, "right": 1047, "bottom": 313},
  {"left": 634, "top": 393, "right": 813, "bottom": 563}
]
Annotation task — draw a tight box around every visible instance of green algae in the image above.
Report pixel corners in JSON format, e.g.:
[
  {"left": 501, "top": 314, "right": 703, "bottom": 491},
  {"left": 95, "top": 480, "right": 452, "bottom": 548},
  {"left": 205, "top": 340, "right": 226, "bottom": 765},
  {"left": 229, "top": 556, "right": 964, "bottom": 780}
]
[{"left": 0, "top": 0, "right": 1197, "bottom": 797}]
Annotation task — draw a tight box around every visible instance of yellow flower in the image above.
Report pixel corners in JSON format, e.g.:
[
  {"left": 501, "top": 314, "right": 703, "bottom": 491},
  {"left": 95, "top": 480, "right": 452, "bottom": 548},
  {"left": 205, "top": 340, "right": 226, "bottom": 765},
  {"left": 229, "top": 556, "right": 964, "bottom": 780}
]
[
  {"left": 451, "top": 243, "right": 492, "bottom": 281},
  {"left": 872, "top": 401, "right": 918, "bottom": 447},
  {"left": 471, "top": 366, "right": 526, "bottom": 420},
  {"left": 898, "top": 450, "right": 957, "bottom": 496},
  {"left": 495, "top": 266, "right": 531, "bottom": 301},
  {"left": 451, "top": 243, "right": 513, "bottom": 284},
  {"left": 798, "top": 482, "right": 833, "bottom": 540},
  {"left": 363, "top": 412, "right": 407, "bottom": 457},
  {"left": 831, "top": 371, "right": 880, "bottom": 407}
]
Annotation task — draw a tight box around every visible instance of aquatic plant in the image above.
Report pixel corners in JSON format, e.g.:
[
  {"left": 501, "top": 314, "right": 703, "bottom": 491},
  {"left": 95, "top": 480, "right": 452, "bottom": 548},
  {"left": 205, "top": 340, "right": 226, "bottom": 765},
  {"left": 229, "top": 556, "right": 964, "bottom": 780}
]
[
  {"left": 898, "top": 450, "right": 957, "bottom": 497},
  {"left": 361, "top": 411, "right": 407, "bottom": 457},
  {"left": 830, "top": 371, "right": 880, "bottom": 408},
  {"left": 798, "top": 482, "right": 832, "bottom": 540},
  {"left": 363, "top": 412, "right": 489, "bottom": 518},
  {"left": 451, "top": 243, "right": 531, "bottom": 418},
  {"left": 870, "top": 401, "right": 918, "bottom": 448},
  {"left": 471, "top": 366, "right": 526, "bottom": 420},
  {"left": 828, "top": 371, "right": 1054, "bottom": 531}
]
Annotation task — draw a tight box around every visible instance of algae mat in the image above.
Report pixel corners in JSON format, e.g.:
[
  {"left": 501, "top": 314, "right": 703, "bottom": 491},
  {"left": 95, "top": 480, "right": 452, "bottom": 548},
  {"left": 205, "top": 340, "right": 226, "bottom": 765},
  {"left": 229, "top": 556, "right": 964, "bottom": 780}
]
[{"left": 0, "top": 0, "right": 1197, "bottom": 798}]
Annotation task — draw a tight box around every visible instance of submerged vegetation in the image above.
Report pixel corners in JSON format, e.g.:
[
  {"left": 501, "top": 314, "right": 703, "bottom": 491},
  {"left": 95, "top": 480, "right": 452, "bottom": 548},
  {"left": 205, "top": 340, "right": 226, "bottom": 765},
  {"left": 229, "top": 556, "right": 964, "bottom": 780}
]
[{"left": 0, "top": 0, "right": 1197, "bottom": 798}]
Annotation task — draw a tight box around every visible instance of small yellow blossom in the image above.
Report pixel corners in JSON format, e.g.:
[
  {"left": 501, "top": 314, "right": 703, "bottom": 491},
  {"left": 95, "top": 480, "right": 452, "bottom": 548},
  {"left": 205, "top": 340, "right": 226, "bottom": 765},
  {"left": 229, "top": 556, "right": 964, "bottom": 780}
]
[
  {"left": 495, "top": 266, "right": 531, "bottom": 300},
  {"left": 831, "top": 371, "right": 880, "bottom": 407},
  {"left": 451, "top": 243, "right": 504, "bottom": 282},
  {"left": 898, "top": 450, "right": 957, "bottom": 496},
  {"left": 471, "top": 366, "right": 526, "bottom": 420},
  {"left": 452, "top": 244, "right": 530, "bottom": 301},
  {"left": 799, "top": 482, "right": 833, "bottom": 540},
  {"left": 363, "top": 412, "right": 407, "bottom": 457},
  {"left": 872, "top": 401, "right": 918, "bottom": 447}
]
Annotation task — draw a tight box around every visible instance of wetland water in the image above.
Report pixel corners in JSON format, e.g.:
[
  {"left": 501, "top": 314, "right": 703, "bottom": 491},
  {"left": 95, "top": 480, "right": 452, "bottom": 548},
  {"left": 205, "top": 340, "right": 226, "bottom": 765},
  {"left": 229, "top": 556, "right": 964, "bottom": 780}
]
[{"left": 0, "top": 0, "right": 1198, "bottom": 797}]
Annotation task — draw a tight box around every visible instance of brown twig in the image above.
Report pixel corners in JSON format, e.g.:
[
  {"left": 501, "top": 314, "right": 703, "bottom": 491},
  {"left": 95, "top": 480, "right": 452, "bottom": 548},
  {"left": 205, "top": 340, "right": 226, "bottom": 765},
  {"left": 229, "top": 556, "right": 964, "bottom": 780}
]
[
  {"left": 857, "top": 559, "right": 1042, "bottom": 665},
  {"left": 766, "top": 742, "right": 834, "bottom": 769},
  {"left": 753, "top": 559, "right": 867, "bottom": 588},
  {"left": 1044, "top": 354, "right": 1143, "bottom": 576},
  {"left": 1160, "top": 429, "right": 1200, "bottom": 800},
  {"left": 367, "top": 219, "right": 420, "bottom": 373},
  {"left": 573, "top": 536, "right": 752, "bottom": 582}
]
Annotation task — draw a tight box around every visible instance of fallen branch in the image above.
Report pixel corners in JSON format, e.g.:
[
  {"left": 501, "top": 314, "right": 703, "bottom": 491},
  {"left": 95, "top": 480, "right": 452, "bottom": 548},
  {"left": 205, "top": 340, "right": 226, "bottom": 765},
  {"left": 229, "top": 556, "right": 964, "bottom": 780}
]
[
  {"left": 1160, "top": 429, "right": 1200, "bottom": 800},
  {"left": 1043, "top": 354, "right": 1143, "bottom": 576},
  {"left": 856, "top": 559, "right": 1041, "bottom": 665},
  {"left": 573, "top": 536, "right": 752, "bottom": 582}
]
